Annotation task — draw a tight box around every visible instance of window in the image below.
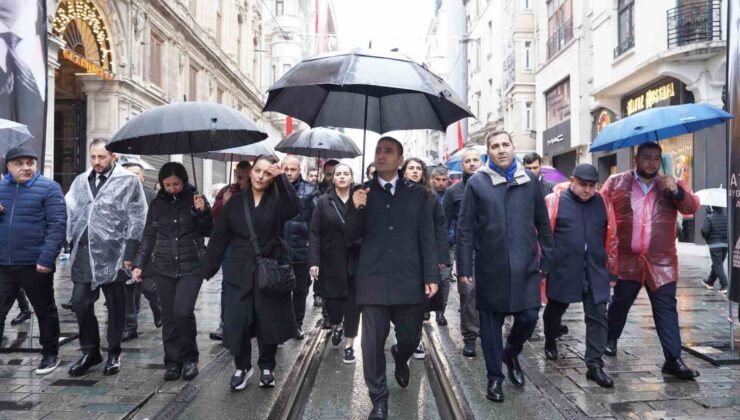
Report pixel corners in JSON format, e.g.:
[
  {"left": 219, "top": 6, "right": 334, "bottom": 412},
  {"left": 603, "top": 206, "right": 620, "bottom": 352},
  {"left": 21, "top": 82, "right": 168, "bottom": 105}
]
[
  {"left": 546, "top": 0, "right": 573, "bottom": 59},
  {"left": 216, "top": 0, "right": 222, "bottom": 45},
  {"left": 524, "top": 101, "right": 533, "bottom": 130},
  {"left": 217, "top": 87, "right": 224, "bottom": 104},
  {"left": 149, "top": 32, "right": 163, "bottom": 87},
  {"left": 276, "top": 0, "right": 284, "bottom": 15},
  {"left": 545, "top": 79, "right": 570, "bottom": 128},
  {"left": 523, "top": 0, "right": 531, "bottom": 11},
  {"left": 523, "top": 41, "right": 532, "bottom": 70},
  {"left": 615, "top": 0, "right": 634, "bottom": 57},
  {"left": 189, "top": 66, "right": 198, "bottom": 101}
]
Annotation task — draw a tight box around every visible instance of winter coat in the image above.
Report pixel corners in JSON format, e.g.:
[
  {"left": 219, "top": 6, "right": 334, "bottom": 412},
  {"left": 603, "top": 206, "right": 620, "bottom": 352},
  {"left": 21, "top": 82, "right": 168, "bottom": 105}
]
[
  {"left": 701, "top": 208, "right": 728, "bottom": 247},
  {"left": 133, "top": 184, "right": 213, "bottom": 278},
  {"left": 212, "top": 184, "right": 241, "bottom": 220},
  {"left": 544, "top": 183, "right": 617, "bottom": 304},
  {"left": 443, "top": 172, "right": 472, "bottom": 246},
  {"left": 283, "top": 177, "right": 318, "bottom": 262},
  {"left": 600, "top": 171, "right": 700, "bottom": 290},
  {"left": 0, "top": 172, "right": 67, "bottom": 269},
  {"left": 346, "top": 173, "right": 438, "bottom": 306},
  {"left": 308, "top": 188, "right": 360, "bottom": 299},
  {"left": 430, "top": 191, "right": 451, "bottom": 265},
  {"left": 456, "top": 163, "right": 554, "bottom": 313},
  {"left": 204, "top": 174, "right": 301, "bottom": 352}
]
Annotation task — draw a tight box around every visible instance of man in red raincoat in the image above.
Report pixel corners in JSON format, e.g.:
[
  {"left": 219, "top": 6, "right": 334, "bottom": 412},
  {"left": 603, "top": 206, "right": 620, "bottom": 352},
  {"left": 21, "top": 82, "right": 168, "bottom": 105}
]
[{"left": 600, "top": 142, "right": 701, "bottom": 380}]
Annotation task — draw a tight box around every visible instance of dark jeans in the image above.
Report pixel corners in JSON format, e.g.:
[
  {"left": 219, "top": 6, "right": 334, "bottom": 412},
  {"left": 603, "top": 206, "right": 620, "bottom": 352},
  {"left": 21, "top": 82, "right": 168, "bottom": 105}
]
[
  {"left": 124, "top": 276, "right": 161, "bottom": 334},
  {"left": 361, "top": 303, "right": 424, "bottom": 404},
  {"left": 543, "top": 293, "right": 608, "bottom": 368},
  {"left": 479, "top": 308, "right": 539, "bottom": 381},
  {"left": 234, "top": 339, "right": 278, "bottom": 371},
  {"left": 607, "top": 280, "right": 682, "bottom": 360},
  {"left": 0, "top": 265, "right": 60, "bottom": 356},
  {"left": 291, "top": 262, "right": 311, "bottom": 328},
  {"left": 154, "top": 274, "right": 203, "bottom": 367},
  {"left": 324, "top": 276, "right": 361, "bottom": 338},
  {"left": 706, "top": 247, "right": 728, "bottom": 289}
]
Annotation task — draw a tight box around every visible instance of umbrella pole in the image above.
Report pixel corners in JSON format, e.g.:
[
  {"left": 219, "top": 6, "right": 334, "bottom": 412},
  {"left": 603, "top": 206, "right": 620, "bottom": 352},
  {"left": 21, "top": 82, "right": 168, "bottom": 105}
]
[
  {"left": 360, "top": 93, "right": 369, "bottom": 183},
  {"left": 228, "top": 153, "right": 234, "bottom": 185},
  {"left": 188, "top": 137, "right": 198, "bottom": 192}
]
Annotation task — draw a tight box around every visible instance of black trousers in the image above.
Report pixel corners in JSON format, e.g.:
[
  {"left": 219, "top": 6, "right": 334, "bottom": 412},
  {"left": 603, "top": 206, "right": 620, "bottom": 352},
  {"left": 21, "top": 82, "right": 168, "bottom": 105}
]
[
  {"left": 324, "top": 276, "right": 361, "bottom": 338},
  {"left": 479, "top": 308, "right": 539, "bottom": 381},
  {"left": 16, "top": 288, "right": 30, "bottom": 313},
  {"left": 234, "top": 339, "right": 278, "bottom": 371},
  {"left": 361, "top": 303, "right": 424, "bottom": 404},
  {"left": 706, "top": 247, "right": 728, "bottom": 289},
  {"left": 153, "top": 274, "right": 203, "bottom": 368},
  {"left": 291, "top": 262, "right": 311, "bottom": 328},
  {"left": 124, "top": 276, "right": 161, "bottom": 334},
  {"left": 0, "top": 265, "right": 60, "bottom": 356},
  {"left": 543, "top": 292, "right": 608, "bottom": 368},
  {"left": 71, "top": 280, "right": 126, "bottom": 356},
  {"left": 607, "top": 280, "right": 682, "bottom": 360}
]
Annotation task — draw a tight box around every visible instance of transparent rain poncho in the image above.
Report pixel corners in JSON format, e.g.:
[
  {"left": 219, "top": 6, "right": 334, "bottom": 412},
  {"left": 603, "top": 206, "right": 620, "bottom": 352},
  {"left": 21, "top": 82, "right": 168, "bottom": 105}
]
[{"left": 66, "top": 166, "right": 147, "bottom": 290}]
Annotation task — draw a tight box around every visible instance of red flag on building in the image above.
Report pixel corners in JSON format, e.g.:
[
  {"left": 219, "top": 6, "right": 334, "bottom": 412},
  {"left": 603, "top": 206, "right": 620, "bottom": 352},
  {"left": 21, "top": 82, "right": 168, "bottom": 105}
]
[{"left": 286, "top": 116, "right": 293, "bottom": 135}]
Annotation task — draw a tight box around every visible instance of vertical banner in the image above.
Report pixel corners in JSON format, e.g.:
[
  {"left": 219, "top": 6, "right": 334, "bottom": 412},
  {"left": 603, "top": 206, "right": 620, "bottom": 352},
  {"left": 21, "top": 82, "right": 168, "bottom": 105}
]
[
  {"left": 728, "top": 0, "right": 740, "bottom": 304},
  {"left": 0, "top": 0, "right": 48, "bottom": 166}
]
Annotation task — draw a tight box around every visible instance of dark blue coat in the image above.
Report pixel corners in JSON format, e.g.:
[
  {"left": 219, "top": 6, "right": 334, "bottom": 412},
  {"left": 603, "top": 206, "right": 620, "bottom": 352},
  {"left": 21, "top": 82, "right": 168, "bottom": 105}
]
[
  {"left": 283, "top": 177, "right": 318, "bottom": 262},
  {"left": 0, "top": 172, "right": 67, "bottom": 269}
]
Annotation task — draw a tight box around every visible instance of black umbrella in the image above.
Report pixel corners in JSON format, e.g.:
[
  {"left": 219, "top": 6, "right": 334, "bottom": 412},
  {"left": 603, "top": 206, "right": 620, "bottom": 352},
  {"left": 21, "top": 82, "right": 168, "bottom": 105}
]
[
  {"left": 275, "top": 127, "right": 361, "bottom": 183},
  {"left": 263, "top": 48, "right": 474, "bottom": 181},
  {"left": 107, "top": 102, "right": 268, "bottom": 190},
  {"left": 193, "top": 141, "right": 276, "bottom": 184}
]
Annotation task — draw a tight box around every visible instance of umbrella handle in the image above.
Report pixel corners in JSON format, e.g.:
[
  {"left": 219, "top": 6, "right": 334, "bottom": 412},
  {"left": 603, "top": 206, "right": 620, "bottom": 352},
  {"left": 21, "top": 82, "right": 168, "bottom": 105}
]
[{"left": 360, "top": 93, "right": 369, "bottom": 185}]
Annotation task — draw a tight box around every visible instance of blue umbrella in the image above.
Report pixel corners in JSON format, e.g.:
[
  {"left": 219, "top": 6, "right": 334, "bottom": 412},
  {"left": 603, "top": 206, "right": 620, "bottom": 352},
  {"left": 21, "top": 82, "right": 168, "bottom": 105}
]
[{"left": 590, "top": 103, "right": 733, "bottom": 152}]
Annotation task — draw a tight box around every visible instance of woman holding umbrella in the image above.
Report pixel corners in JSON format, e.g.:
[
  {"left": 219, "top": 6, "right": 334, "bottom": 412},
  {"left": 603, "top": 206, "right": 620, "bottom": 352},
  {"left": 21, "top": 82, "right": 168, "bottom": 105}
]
[
  {"left": 308, "top": 163, "right": 362, "bottom": 363},
  {"left": 132, "top": 163, "right": 213, "bottom": 382},
  {"left": 204, "top": 155, "right": 301, "bottom": 391}
]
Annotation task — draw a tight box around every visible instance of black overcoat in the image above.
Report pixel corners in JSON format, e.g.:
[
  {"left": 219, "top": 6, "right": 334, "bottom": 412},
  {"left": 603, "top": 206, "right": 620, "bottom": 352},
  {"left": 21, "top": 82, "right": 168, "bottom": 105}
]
[
  {"left": 204, "top": 175, "right": 301, "bottom": 353},
  {"left": 456, "top": 164, "right": 554, "bottom": 313},
  {"left": 430, "top": 192, "right": 450, "bottom": 265},
  {"left": 346, "top": 173, "right": 438, "bottom": 306}
]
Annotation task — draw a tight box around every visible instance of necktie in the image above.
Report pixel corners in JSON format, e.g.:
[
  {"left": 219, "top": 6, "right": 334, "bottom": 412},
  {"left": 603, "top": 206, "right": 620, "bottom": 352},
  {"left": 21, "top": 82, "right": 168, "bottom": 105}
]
[
  {"left": 384, "top": 183, "right": 393, "bottom": 195},
  {"left": 0, "top": 32, "right": 40, "bottom": 96},
  {"left": 96, "top": 175, "right": 106, "bottom": 188}
]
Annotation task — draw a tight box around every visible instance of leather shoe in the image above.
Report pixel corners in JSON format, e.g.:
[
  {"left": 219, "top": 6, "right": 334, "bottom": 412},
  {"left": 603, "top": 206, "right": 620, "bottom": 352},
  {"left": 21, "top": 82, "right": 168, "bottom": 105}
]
[
  {"left": 61, "top": 300, "right": 73, "bottom": 310},
  {"left": 462, "top": 341, "right": 476, "bottom": 357},
  {"left": 604, "top": 339, "right": 617, "bottom": 357},
  {"left": 586, "top": 366, "right": 614, "bottom": 388},
  {"left": 391, "top": 345, "right": 410, "bottom": 388},
  {"left": 10, "top": 311, "right": 32, "bottom": 325},
  {"left": 662, "top": 358, "right": 699, "bottom": 380},
  {"left": 182, "top": 362, "right": 199, "bottom": 380},
  {"left": 558, "top": 324, "right": 569, "bottom": 337},
  {"left": 435, "top": 312, "right": 448, "bottom": 326},
  {"left": 544, "top": 346, "right": 558, "bottom": 361},
  {"left": 121, "top": 331, "right": 139, "bottom": 343},
  {"left": 103, "top": 354, "right": 121, "bottom": 376},
  {"left": 154, "top": 313, "right": 163, "bottom": 328},
  {"left": 164, "top": 366, "right": 181, "bottom": 381},
  {"left": 367, "top": 400, "right": 388, "bottom": 419},
  {"left": 486, "top": 379, "right": 504, "bottom": 402},
  {"left": 504, "top": 352, "right": 525, "bottom": 388},
  {"left": 209, "top": 325, "right": 223, "bottom": 341},
  {"left": 295, "top": 328, "right": 305, "bottom": 340},
  {"left": 68, "top": 353, "right": 103, "bottom": 377}
]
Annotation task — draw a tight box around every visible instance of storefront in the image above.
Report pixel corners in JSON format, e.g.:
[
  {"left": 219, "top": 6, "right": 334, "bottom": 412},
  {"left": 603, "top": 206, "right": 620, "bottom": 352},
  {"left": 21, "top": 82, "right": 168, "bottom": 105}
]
[{"left": 543, "top": 119, "right": 577, "bottom": 177}]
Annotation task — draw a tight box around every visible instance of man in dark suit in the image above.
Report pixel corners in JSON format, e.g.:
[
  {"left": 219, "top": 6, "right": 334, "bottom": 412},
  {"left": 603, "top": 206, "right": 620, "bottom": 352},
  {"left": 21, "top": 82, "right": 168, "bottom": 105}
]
[{"left": 347, "top": 136, "right": 438, "bottom": 420}]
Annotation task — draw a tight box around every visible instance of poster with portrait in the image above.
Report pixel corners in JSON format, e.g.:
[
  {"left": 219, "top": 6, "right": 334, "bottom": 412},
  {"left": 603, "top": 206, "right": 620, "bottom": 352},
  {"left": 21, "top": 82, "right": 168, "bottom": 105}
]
[
  {"left": 728, "top": 0, "right": 740, "bottom": 304},
  {"left": 0, "top": 0, "right": 48, "bottom": 166},
  {"left": 660, "top": 134, "right": 694, "bottom": 190}
]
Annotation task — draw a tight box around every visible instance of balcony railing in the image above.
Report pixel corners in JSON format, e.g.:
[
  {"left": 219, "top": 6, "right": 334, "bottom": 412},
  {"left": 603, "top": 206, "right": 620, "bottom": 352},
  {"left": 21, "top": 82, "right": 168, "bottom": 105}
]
[
  {"left": 613, "top": 34, "right": 634, "bottom": 58},
  {"left": 667, "top": 0, "right": 721, "bottom": 48},
  {"left": 547, "top": 18, "right": 573, "bottom": 60}
]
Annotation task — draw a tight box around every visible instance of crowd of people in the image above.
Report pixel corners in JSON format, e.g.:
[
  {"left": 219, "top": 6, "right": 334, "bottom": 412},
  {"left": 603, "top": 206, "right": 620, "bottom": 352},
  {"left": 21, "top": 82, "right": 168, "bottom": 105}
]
[{"left": 0, "top": 129, "right": 708, "bottom": 420}]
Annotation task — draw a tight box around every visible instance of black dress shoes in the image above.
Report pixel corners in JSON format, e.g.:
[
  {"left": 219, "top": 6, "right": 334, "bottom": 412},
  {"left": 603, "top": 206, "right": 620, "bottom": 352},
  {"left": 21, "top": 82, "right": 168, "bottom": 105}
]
[
  {"left": 61, "top": 300, "right": 73, "bottom": 310},
  {"left": 504, "top": 352, "right": 525, "bottom": 388},
  {"left": 182, "top": 362, "right": 199, "bottom": 380},
  {"left": 604, "top": 339, "right": 617, "bottom": 357},
  {"left": 368, "top": 400, "right": 388, "bottom": 419},
  {"left": 209, "top": 325, "right": 223, "bottom": 341},
  {"left": 662, "top": 358, "right": 700, "bottom": 380},
  {"left": 164, "top": 366, "right": 181, "bottom": 381},
  {"left": 391, "top": 345, "right": 410, "bottom": 388},
  {"left": 462, "top": 341, "right": 476, "bottom": 357},
  {"left": 68, "top": 353, "right": 103, "bottom": 377},
  {"left": 295, "top": 328, "right": 305, "bottom": 340},
  {"left": 154, "top": 313, "right": 163, "bottom": 328},
  {"left": 486, "top": 379, "right": 504, "bottom": 402},
  {"left": 121, "top": 331, "right": 139, "bottom": 343},
  {"left": 10, "top": 311, "right": 32, "bottom": 325},
  {"left": 435, "top": 312, "right": 448, "bottom": 326},
  {"left": 586, "top": 366, "right": 614, "bottom": 388},
  {"left": 544, "top": 346, "right": 558, "bottom": 361},
  {"left": 103, "top": 354, "right": 121, "bottom": 376}
]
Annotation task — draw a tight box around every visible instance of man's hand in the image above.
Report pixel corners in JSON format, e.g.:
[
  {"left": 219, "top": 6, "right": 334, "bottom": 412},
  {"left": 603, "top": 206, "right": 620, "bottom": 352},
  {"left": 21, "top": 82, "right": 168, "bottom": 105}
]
[
  {"left": 194, "top": 194, "right": 205, "bottom": 211},
  {"left": 223, "top": 190, "right": 233, "bottom": 204},
  {"left": 459, "top": 276, "right": 472, "bottom": 284},
  {"left": 425, "top": 283, "right": 438, "bottom": 297},
  {"left": 660, "top": 175, "right": 678, "bottom": 194},
  {"left": 132, "top": 268, "right": 143, "bottom": 283},
  {"left": 36, "top": 264, "right": 52, "bottom": 273},
  {"left": 309, "top": 266, "right": 319, "bottom": 280},
  {"left": 352, "top": 187, "right": 370, "bottom": 209},
  {"left": 124, "top": 260, "right": 133, "bottom": 270}
]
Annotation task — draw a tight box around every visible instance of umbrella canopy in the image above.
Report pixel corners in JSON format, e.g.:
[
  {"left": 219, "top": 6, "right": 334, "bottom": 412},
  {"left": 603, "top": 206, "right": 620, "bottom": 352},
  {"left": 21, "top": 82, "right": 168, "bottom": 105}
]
[
  {"left": 541, "top": 165, "right": 568, "bottom": 183},
  {"left": 193, "top": 141, "right": 276, "bottom": 162},
  {"left": 0, "top": 119, "right": 32, "bottom": 158},
  {"left": 117, "top": 154, "right": 155, "bottom": 170},
  {"left": 695, "top": 188, "right": 727, "bottom": 208},
  {"left": 107, "top": 102, "right": 268, "bottom": 155},
  {"left": 274, "top": 127, "right": 361, "bottom": 159},
  {"left": 590, "top": 103, "right": 733, "bottom": 152}
]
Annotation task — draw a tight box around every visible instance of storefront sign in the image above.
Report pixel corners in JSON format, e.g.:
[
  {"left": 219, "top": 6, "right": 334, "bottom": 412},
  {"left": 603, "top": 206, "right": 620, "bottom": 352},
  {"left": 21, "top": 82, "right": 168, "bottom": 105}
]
[
  {"left": 621, "top": 77, "right": 693, "bottom": 117},
  {"left": 543, "top": 119, "right": 571, "bottom": 156},
  {"left": 591, "top": 108, "right": 616, "bottom": 139},
  {"left": 62, "top": 49, "right": 114, "bottom": 80},
  {"left": 625, "top": 82, "right": 676, "bottom": 116}
]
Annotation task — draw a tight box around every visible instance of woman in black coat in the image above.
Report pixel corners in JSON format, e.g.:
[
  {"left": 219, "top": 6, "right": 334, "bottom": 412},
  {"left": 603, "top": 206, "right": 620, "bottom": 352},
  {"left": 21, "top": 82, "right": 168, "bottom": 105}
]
[
  {"left": 308, "top": 163, "right": 361, "bottom": 363},
  {"left": 204, "top": 155, "right": 301, "bottom": 391},
  {"left": 132, "top": 162, "right": 213, "bottom": 382}
]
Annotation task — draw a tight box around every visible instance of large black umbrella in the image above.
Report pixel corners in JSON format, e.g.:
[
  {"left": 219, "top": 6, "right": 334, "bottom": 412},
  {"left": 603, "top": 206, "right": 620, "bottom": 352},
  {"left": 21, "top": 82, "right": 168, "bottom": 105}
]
[
  {"left": 107, "top": 102, "right": 268, "bottom": 190},
  {"left": 275, "top": 127, "right": 361, "bottom": 183},
  {"left": 194, "top": 141, "right": 276, "bottom": 185},
  {"left": 264, "top": 48, "right": 474, "bottom": 180}
]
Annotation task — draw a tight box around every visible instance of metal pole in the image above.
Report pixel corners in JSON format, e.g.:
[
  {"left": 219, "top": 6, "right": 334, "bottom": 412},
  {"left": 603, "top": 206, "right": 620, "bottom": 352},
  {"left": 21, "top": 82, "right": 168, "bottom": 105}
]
[
  {"left": 228, "top": 153, "right": 234, "bottom": 185},
  {"left": 360, "top": 93, "right": 369, "bottom": 184},
  {"left": 188, "top": 136, "right": 198, "bottom": 191}
]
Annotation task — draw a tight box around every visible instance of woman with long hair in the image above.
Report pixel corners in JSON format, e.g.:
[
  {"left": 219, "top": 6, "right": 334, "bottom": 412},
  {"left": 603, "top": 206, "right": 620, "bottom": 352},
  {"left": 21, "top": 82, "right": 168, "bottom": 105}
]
[
  {"left": 132, "top": 162, "right": 213, "bottom": 381},
  {"left": 204, "top": 155, "right": 301, "bottom": 391},
  {"left": 308, "top": 163, "right": 362, "bottom": 363}
]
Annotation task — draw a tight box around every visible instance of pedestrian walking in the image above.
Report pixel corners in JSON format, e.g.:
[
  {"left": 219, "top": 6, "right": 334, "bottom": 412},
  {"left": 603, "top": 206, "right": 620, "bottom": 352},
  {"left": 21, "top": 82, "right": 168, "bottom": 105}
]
[
  {"left": 209, "top": 161, "right": 251, "bottom": 341},
  {"left": 120, "top": 163, "right": 162, "bottom": 343},
  {"left": 132, "top": 162, "right": 212, "bottom": 381},
  {"left": 401, "top": 157, "right": 450, "bottom": 361},
  {"left": 701, "top": 206, "right": 728, "bottom": 293},
  {"left": 308, "top": 163, "right": 362, "bottom": 364},
  {"left": 65, "top": 139, "right": 147, "bottom": 377},
  {"left": 315, "top": 159, "right": 340, "bottom": 314},
  {"left": 522, "top": 152, "right": 557, "bottom": 196},
  {"left": 456, "top": 131, "right": 554, "bottom": 403},
  {"left": 542, "top": 164, "right": 617, "bottom": 388},
  {"left": 318, "top": 159, "right": 339, "bottom": 195},
  {"left": 365, "top": 162, "right": 376, "bottom": 181},
  {"left": 0, "top": 146, "right": 66, "bottom": 375},
  {"left": 601, "top": 142, "right": 701, "bottom": 380},
  {"left": 347, "top": 137, "right": 438, "bottom": 420},
  {"left": 443, "top": 147, "right": 482, "bottom": 357},
  {"left": 204, "top": 155, "right": 301, "bottom": 392},
  {"left": 431, "top": 166, "right": 455, "bottom": 309},
  {"left": 282, "top": 155, "right": 319, "bottom": 339}
]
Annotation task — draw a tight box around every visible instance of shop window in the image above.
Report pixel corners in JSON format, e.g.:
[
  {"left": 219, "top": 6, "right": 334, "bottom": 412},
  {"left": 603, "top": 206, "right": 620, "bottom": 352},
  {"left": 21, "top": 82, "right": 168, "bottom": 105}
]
[
  {"left": 545, "top": 78, "right": 570, "bottom": 128},
  {"left": 546, "top": 0, "right": 573, "bottom": 59},
  {"left": 614, "top": 0, "right": 635, "bottom": 58},
  {"left": 149, "top": 31, "right": 164, "bottom": 87}
]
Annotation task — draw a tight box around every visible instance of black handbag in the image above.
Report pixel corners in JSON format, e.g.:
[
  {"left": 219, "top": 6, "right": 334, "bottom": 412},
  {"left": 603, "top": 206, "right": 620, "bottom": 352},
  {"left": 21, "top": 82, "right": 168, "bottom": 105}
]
[{"left": 242, "top": 193, "right": 296, "bottom": 294}]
